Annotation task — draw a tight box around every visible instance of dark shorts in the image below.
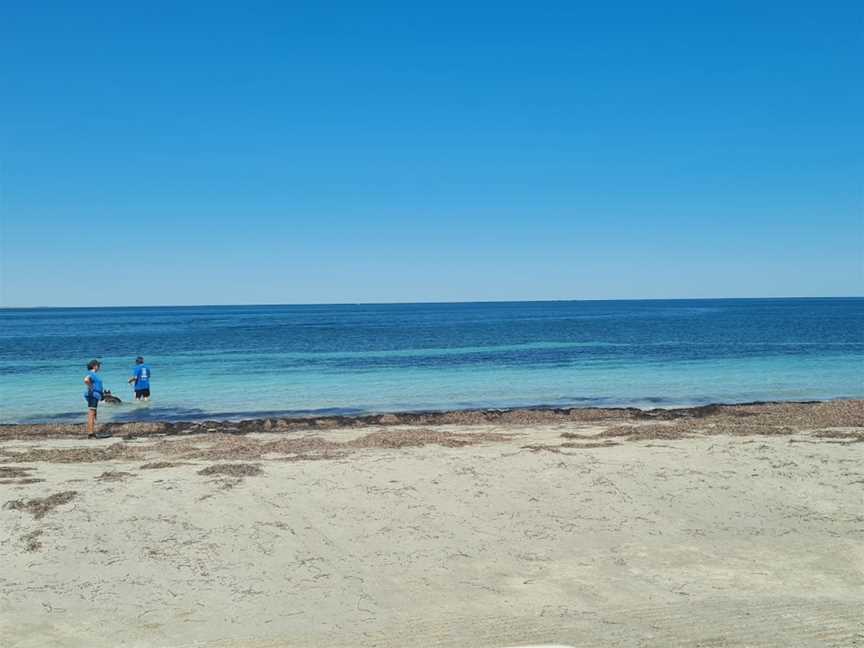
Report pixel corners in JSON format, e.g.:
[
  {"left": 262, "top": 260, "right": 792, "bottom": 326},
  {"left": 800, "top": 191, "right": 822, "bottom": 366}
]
[
  {"left": 135, "top": 388, "right": 151, "bottom": 398},
  {"left": 85, "top": 393, "right": 100, "bottom": 409}
]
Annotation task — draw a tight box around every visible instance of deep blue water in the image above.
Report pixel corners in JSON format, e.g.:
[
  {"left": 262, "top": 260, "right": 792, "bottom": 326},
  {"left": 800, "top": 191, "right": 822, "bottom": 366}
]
[{"left": 1, "top": 298, "right": 862, "bottom": 423}]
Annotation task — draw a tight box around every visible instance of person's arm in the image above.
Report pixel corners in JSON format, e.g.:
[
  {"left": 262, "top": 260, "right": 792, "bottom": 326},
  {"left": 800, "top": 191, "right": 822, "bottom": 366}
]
[{"left": 84, "top": 375, "right": 93, "bottom": 390}]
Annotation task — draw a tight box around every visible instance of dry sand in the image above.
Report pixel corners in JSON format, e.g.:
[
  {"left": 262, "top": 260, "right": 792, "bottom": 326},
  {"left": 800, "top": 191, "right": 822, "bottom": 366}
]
[{"left": 1, "top": 401, "right": 863, "bottom": 647}]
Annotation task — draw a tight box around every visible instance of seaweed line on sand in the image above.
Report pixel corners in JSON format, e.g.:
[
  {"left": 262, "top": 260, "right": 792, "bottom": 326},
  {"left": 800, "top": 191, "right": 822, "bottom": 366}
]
[
  {"left": 0, "top": 443, "right": 145, "bottom": 465},
  {"left": 96, "top": 471, "right": 136, "bottom": 482},
  {"left": 4, "top": 491, "right": 78, "bottom": 519},
  {"left": 139, "top": 461, "right": 191, "bottom": 470},
  {"left": 522, "top": 440, "right": 619, "bottom": 453},
  {"left": 0, "top": 465, "right": 44, "bottom": 485},
  {"left": 1, "top": 403, "right": 862, "bottom": 467},
  {"left": 2, "top": 400, "right": 860, "bottom": 441},
  {"left": 157, "top": 430, "right": 515, "bottom": 464},
  {"left": 0, "top": 466, "right": 36, "bottom": 479},
  {"left": 0, "top": 430, "right": 514, "bottom": 466},
  {"left": 198, "top": 463, "right": 263, "bottom": 477}
]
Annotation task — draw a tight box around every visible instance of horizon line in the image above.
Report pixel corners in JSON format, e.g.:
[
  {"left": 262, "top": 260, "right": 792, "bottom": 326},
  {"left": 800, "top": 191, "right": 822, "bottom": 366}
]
[{"left": 1, "top": 295, "right": 862, "bottom": 310}]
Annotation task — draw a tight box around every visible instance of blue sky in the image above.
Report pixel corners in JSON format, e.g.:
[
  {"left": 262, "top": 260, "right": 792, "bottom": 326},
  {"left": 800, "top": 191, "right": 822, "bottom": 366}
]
[{"left": 1, "top": 1, "right": 861, "bottom": 307}]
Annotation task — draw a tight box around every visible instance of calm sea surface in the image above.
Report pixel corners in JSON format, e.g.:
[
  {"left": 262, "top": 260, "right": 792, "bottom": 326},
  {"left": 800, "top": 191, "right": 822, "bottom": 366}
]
[{"left": 1, "top": 298, "right": 862, "bottom": 423}]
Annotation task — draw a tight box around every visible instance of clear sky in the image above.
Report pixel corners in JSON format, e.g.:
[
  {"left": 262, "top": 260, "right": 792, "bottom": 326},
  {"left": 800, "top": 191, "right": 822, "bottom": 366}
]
[{"left": 1, "top": 1, "right": 861, "bottom": 307}]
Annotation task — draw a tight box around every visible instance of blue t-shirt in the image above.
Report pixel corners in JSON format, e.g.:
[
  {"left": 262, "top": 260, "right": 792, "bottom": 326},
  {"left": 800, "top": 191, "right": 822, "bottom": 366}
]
[
  {"left": 85, "top": 370, "right": 103, "bottom": 398},
  {"left": 133, "top": 364, "right": 151, "bottom": 390}
]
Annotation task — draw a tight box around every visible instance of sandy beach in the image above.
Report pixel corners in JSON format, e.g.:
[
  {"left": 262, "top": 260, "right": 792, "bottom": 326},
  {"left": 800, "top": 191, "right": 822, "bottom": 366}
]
[{"left": 1, "top": 400, "right": 862, "bottom": 647}]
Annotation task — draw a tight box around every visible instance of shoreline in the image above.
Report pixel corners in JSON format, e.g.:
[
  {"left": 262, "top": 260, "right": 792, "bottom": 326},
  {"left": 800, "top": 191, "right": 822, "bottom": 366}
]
[
  {"left": 8, "top": 394, "right": 860, "bottom": 427},
  {"left": 2, "top": 398, "right": 862, "bottom": 440}
]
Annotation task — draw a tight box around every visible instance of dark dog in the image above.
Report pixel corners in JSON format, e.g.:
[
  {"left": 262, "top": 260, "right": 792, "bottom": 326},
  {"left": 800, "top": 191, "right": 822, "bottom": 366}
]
[{"left": 102, "top": 390, "right": 122, "bottom": 405}]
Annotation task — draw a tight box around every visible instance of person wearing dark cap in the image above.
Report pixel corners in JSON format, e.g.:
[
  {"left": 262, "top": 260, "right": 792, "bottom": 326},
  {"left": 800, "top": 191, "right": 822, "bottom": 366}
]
[
  {"left": 128, "top": 356, "right": 152, "bottom": 401},
  {"left": 83, "top": 359, "right": 110, "bottom": 438}
]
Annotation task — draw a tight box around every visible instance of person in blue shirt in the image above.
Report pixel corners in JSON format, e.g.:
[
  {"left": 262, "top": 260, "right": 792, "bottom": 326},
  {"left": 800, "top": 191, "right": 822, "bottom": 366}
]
[
  {"left": 83, "top": 359, "right": 110, "bottom": 438},
  {"left": 128, "top": 356, "right": 152, "bottom": 401}
]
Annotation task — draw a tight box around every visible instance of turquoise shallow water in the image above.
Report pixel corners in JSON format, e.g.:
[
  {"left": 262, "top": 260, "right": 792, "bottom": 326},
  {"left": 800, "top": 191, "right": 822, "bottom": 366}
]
[{"left": 1, "top": 298, "right": 862, "bottom": 423}]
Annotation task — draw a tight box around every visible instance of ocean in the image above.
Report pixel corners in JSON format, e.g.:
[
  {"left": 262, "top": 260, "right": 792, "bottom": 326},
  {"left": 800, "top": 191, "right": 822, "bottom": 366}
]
[{"left": 1, "top": 298, "right": 862, "bottom": 424}]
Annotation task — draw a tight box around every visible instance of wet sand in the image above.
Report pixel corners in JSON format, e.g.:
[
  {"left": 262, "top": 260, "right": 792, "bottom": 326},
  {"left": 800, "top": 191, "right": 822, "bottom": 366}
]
[{"left": 1, "top": 400, "right": 863, "bottom": 647}]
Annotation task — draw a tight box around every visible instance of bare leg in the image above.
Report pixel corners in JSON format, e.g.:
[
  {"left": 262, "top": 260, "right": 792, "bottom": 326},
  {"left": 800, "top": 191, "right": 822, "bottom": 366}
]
[{"left": 87, "top": 408, "right": 97, "bottom": 436}]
